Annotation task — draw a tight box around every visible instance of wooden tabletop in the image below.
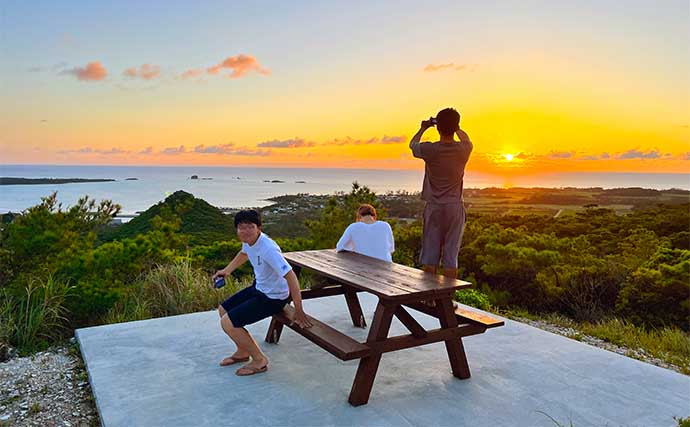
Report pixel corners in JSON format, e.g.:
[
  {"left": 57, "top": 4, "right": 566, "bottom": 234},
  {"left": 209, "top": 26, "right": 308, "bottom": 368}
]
[{"left": 284, "top": 249, "right": 472, "bottom": 301}]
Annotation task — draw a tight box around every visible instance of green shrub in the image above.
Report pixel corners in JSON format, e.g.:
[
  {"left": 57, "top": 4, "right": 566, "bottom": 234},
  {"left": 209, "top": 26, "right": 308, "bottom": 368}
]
[
  {"left": 454, "top": 289, "right": 491, "bottom": 311},
  {"left": 616, "top": 247, "right": 690, "bottom": 330}
]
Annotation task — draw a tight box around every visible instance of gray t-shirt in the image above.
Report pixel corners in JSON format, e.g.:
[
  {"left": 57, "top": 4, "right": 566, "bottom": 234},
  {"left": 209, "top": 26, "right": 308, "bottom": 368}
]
[{"left": 410, "top": 140, "right": 473, "bottom": 204}]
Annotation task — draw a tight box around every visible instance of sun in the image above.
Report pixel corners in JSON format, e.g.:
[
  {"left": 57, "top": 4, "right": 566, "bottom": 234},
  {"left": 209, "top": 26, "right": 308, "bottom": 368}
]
[{"left": 503, "top": 153, "right": 514, "bottom": 162}]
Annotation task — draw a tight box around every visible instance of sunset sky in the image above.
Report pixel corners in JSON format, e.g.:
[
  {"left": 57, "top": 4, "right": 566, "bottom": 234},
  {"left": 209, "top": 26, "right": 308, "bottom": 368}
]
[{"left": 1, "top": 0, "right": 688, "bottom": 175}]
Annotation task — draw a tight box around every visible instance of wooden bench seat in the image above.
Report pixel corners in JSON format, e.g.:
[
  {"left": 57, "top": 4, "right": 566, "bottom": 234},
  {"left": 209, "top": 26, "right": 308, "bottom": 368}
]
[
  {"left": 405, "top": 301, "right": 505, "bottom": 330},
  {"left": 454, "top": 306, "right": 504, "bottom": 329},
  {"left": 269, "top": 305, "right": 371, "bottom": 361}
]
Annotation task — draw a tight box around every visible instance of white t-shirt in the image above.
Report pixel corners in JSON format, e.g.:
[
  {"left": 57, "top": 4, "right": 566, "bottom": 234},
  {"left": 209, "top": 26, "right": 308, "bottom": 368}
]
[
  {"left": 241, "top": 233, "right": 292, "bottom": 300},
  {"left": 335, "top": 221, "right": 395, "bottom": 262}
]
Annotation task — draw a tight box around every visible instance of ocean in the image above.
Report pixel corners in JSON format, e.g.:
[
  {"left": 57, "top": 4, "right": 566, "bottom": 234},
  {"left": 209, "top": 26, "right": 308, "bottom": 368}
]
[{"left": 1, "top": 164, "right": 688, "bottom": 215}]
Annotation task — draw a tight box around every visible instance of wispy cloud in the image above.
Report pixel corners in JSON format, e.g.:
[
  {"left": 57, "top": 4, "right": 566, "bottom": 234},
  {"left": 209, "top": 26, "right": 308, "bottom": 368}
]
[
  {"left": 139, "top": 146, "right": 154, "bottom": 155},
  {"left": 423, "top": 63, "right": 476, "bottom": 72},
  {"left": 616, "top": 149, "right": 661, "bottom": 160},
  {"left": 257, "top": 138, "right": 315, "bottom": 148},
  {"left": 515, "top": 149, "right": 680, "bottom": 162},
  {"left": 548, "top": 151, "right": 575, "bottom": 159},
  {"left": 180, "top": 69, "right": 204, "bottom": 80},
  {"left": 123, "top": 64, "right": 161, "bottom": 80},
  {"left": 381, "top": 135, "right": 406, "bottom": 143},
  {"left": 59, "top": 147, "right": 129, "bottom": 155},
  {"left": 683, "top": 152, "right": 690, "bottom": 160},
  {"left": 323, "top": 135, "right": 407, "bottom": 146},
  {"left": 161, "top": 145, "right": 186, "bottom": 156},
  {"left": 193, "top": 143, "right": 271, "bottom": 156},
  {"left": 60, "top": 61, "right": 107, "bottom": 81},
  {"left": 206, "top": 54, "right": 270, "bottom": 79}
]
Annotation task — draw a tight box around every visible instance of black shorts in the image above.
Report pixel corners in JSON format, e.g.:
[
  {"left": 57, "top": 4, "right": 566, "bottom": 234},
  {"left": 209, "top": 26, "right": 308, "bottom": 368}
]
[{"left": 220, "top": 284, "right": 289, "bottom": 328}]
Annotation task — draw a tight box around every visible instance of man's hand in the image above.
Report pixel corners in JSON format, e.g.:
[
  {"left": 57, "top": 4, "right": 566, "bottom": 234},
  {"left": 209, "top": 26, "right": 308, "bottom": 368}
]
[
  {"left": 420, "top": 117, "right": 435, "bottom": 130},
  {"left": 211, "top": 269, "right": 228, "bottom": 287},
  {"left": 292, "top": 308, "right": 313, "bottom": 329}
]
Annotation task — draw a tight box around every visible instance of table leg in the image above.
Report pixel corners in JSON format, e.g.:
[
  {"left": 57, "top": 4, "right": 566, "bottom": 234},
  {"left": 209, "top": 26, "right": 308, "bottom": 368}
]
[
  {"left": 437, "top": 297, "right": 471, "bottom": 379},
  {"left": 344, "top": 288, "right": 367, "bottom": 328},
  {"left": 264, "top": 317, "right": 284, "bottom": 344},
  {"left": 348, "top": 300, "right": 396, "bottom": 406}
]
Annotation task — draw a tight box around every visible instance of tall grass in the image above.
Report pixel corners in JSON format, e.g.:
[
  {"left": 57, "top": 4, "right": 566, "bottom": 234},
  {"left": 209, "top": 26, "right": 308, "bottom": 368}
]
[
  {"left": 0, "top": 275, "right": 72, "bottom": 354},
  {"left": 578, "top": 318, "right": 690, "bottom": 373},
  {"left": 505, "top": 309, "right": 690, "bottom": 374},
  {"left": 104, "top": 259, "right": 245, "bottom": 323}
]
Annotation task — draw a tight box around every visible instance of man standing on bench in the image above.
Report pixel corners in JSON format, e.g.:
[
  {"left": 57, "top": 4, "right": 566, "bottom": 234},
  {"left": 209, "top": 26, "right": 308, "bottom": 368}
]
[
  {"left": 409, "top": 107, "right": 473, "bottom": 279},
  {"left": 212, "top": 210, "right": 312, "bottom": 376}
]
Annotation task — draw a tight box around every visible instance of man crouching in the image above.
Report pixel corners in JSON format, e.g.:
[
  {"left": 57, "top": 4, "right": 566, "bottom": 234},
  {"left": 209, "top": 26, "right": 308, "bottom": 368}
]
[{"left": 212, "top": 209, "right": 312, "bottom": 376}]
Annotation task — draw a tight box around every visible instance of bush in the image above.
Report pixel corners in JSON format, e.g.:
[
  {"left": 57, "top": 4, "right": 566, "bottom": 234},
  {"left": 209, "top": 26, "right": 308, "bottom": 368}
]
[
  {"left": 306, "top": 182, "right": 385, "bottom": 248},
  {"left": 616, "top": 247, "right": 690, "bottom": 330},
  {"left": 0, "top": 193, "right": 119, "bottom": 288},
  {"left": 454, "top": 289, "right": 491, "bottom": 311}
]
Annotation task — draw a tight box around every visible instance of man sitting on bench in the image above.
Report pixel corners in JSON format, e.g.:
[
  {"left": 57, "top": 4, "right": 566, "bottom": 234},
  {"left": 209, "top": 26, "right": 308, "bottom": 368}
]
[{"left": 212, "top": 210, "right": 312, "bottom": 376}]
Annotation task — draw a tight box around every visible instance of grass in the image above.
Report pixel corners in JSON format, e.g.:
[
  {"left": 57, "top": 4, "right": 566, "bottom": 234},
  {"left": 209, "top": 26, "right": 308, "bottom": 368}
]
[
  {"left": 0, "top": 275, "right": 72, "bottom": 354},
  {"left": 504, "top": 308, "right": 690, "bottom": 375},
  {"left": 104, "top": 258, "right": 248, "bottom": 324}
]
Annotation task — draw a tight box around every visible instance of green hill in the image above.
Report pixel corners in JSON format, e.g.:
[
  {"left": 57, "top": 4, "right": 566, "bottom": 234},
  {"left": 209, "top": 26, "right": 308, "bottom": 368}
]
[{"left": 99, "top": 190, "right": 235, "bottom": 245}]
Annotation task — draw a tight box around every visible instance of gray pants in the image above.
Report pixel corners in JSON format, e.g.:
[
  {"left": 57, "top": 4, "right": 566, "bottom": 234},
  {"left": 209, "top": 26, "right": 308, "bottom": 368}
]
[{"left": 420, "top": 202, "right": 466, "bottom": 268}]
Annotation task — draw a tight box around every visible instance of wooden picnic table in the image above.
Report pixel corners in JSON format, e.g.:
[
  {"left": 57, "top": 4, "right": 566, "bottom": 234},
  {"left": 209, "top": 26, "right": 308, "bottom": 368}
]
[{"left": 264, "top": 249, "right": 504, "bottom": 406}]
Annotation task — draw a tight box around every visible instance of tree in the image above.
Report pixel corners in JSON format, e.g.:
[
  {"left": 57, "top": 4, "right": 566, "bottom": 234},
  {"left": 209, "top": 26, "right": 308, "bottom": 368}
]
[
  {"left": 306, "top": 182, "right": 385, "bottom": 248},
  {"left": 0, "top": 193, "right": 120, "bottom": 288}
]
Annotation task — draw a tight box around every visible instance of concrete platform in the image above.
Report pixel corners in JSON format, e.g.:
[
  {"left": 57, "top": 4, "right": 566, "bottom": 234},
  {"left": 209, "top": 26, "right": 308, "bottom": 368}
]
[{"left": 76, "top": 293, "right": 690, "bottom": 427}]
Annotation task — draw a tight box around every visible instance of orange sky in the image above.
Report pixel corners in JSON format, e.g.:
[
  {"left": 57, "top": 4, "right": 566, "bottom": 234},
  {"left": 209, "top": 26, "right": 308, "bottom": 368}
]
[{"left": 2, "top": 1, "right": 688, "bottom": 175}]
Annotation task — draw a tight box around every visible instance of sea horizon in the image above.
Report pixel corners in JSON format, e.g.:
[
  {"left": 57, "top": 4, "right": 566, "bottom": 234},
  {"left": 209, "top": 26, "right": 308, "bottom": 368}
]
[{"left": 1, "top": 164, "right": 688, "bottom": 215}]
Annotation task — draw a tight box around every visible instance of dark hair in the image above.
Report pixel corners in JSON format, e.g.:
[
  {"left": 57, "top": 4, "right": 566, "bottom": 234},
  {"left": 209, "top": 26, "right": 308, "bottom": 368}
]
[
  {"left": 234, "top": 209, "right": 262, "bottom": 228},
  {"left": 436, "top": 107, "right": 460, "bottom": 136},
  {"left": 357, "top": 204, "right": 377, "bottom": 219}
]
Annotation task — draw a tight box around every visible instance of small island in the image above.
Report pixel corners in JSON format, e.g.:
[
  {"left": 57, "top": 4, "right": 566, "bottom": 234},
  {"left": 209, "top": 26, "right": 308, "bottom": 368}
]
[
  {"left": 125, "top": 178, "right": 138, "bottom": 181},
  {"left": 0, "top": 177, "right": 116, "bottom": 185}
]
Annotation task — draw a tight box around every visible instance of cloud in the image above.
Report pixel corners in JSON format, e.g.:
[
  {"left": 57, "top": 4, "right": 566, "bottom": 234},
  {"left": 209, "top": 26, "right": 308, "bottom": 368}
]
[
  {"left": 29, "top": 62, "right": 68, "bottom": 73},
  {"left": 123, "top": 63, "right": 161, "bottom": 80},
  {"left": 206, "top": 54, "right": 270, "bottom": 78},
  {"left": 615, "top": 149, "right": 661, "bottom": 160},
  {"left": 160, "top": 145, "right": 186, "bottom": 155},
  {"left": 381, "top": 135, "right": 406, "bottom": 143},
  {"left": 322, "top": 135, "right": 406, "bottom": 146},
  {"left": 257, "top": 138, "right": 315, "bottom": 148},
  {"left": 60, "top": 61, "right": 107, "bottom": 81},
  {"left": 548, "top": 151, "right": 575, "bottom": 159},
  {"left": 192, "top": 143, "right": 271, "bottom": 156},
  {"left": 683, "top": 152, "right": 690, "bottom": 160},
  {"left": 139, "top": 146, "right": 154, "bottom": 155},
  {"left": 180, "top": 68, "right": 204, "bottom": 80},
  {"left": 423, "top": 63, "right": 475, "bottom": 72},
  {"left": 59, "top": 147, "right": 128, "bottom": 155}
]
